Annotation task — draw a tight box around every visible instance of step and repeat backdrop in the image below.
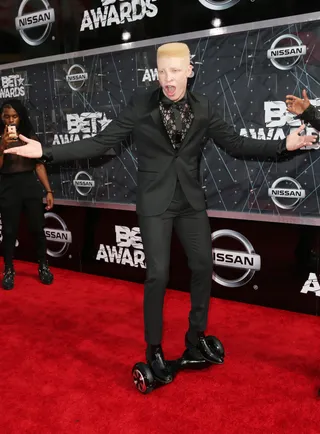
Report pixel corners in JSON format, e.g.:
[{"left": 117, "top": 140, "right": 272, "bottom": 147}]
[
  {"left": 0, "top": 1, "right": 320, "bottom": 316},
  {"left": 0, "top": 15, "right": 320, "bottom": 221}
]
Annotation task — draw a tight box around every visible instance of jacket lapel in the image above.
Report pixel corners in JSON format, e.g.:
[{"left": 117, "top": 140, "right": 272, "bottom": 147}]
[
  {"left": 149, "top": 88, "right": 167, "bottom": 135},
  {"left": 179, "top": 91, "right": 206, "bottom": 151}
]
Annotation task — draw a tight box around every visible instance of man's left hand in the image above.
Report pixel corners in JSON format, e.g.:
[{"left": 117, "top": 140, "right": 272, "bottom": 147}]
[
  {"left": 46, "top": 192, "right": 54, "bottom": 210},
  {"left": 286, "top": 124, "right": 317, "bottom": 151}
]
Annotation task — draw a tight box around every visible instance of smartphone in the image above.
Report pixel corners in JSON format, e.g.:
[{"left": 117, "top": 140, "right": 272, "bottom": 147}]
[{"left": 7, "top": 124, "right": 18, "bottom": 140}]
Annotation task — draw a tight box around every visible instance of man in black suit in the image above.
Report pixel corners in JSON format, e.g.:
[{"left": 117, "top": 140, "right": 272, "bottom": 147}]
[{"left": 5, "top": 43, "right": 316, "bottom": 384}]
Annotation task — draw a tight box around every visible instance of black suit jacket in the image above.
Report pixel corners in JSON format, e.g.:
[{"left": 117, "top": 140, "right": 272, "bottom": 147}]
[{"left": 45, "top": 89, "right": 287, "bottom": 216}]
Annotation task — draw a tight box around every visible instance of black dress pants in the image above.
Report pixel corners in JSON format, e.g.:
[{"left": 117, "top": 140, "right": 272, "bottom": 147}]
[
  {"left": 0, "top": 171, "right": 47, "bottom": 267},
  {"left": 139, "top": 181, "right": 213, "bottom": 345}
]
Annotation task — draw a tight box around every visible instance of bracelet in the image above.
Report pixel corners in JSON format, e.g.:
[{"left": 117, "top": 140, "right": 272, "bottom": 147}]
[{"left": 46, "top": 190, "right": 54, "bottom": 194}]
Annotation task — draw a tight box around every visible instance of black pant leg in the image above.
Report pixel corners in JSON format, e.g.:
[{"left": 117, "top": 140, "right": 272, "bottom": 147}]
[
  {"left": 23, "top": 198, "right": 47, "bottom": 263},
  {"left": 138, "top": 213, "right": 174, "bottom": 345},
  {"left": 0, "top": 199, "right": 22, "bottom": 267},
  {"left": 173, "top": 208, "right": 213, "bottom": 344}
]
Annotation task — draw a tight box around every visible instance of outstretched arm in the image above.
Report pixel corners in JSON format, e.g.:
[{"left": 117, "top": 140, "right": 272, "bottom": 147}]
[
  {"left": 286, "top": 89, "right": 320, "bottom": 132},
  {"left": 35, "top": 163, "right": 54, "bottom": 210},
  {"left": 4, "top": 97, "right": 137, "bottom": 163},
  {"left": 207, "top": 100, "right": 316, "bottom": 159}
]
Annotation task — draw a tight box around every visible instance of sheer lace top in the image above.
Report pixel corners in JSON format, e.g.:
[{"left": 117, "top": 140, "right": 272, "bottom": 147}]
[{"left": 1, "top": 137, "right": 37, "bottom": 174}]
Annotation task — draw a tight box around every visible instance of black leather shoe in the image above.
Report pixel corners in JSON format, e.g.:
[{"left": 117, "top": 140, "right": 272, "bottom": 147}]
[
  {"left": 38, "top": 262, "right": 53, "bottom": 285},
  {"left": 146, "top": 345, "right": 173, "bottom": 384},
  {"left": 2, "top": 266, "right": 15, "bottom": 290},
  {"left": 185, "top": 332, "right": 224, "bottom": 364}
]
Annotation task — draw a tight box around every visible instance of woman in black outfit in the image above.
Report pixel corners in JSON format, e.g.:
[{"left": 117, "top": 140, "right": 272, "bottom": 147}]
[{"left": 0, "top": 99, "right": 54, "bottom": 290}]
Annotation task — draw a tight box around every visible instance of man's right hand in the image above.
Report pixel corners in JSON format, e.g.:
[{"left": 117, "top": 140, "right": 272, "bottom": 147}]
[
  {"left": 286, "top": 89, "right": 311, "bottom": 115},
  {"left": 3, "top": 134, "right": 43, "bottom": 158}
]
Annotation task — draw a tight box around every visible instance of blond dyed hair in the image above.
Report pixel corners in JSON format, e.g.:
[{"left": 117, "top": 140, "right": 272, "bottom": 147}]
[{"left": 157, "top": 43, "right": 191, "bottom": 63}]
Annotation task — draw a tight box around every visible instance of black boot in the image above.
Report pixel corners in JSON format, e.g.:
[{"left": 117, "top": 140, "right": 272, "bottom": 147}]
[
  {"left": 146, "top": 345, "right": 173, "bottom": 384},
  {"left": 2, "top": 266, "right": 15, "bottom": 290},
  {"left": 38, "top": 261, "right": 53, "bottom": 285}
]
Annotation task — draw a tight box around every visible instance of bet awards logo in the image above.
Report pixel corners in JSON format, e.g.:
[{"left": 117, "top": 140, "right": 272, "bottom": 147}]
[
  {"left": 198, "top": 0, "right": 240, "bottom": 10},
  {"left": 240, "top": 100, "right": 320, "bottom": 147},
  {"left": 267, "top": 34, "right": 307, "bottom": 70},
  {"left": 212, "top": 230, "right": 261, "bottom": 288},
  {"left": 53, "top": 112, "right": 112, "bottom": 145},
  {"left": 15, "top": 0, "right": 55, "bottom": 46},
  {"left": 0, "top": 75, "right": 25, "bottom": 99},
  {"left": 301, "top": 273, "right": 320, "bottom": 297},
  {"left": 96, "top": 225, "right": 146, "bottom": 268},
  {"left": 80, "top": 0, "right": 158, "bottom": 32},
  {"left": 141, "top": 68, "right": 158, "bottom": 83},
  {"left": 73, "top": 171, "right": 95, "bottom": 196},
  {"left": 44, "top": 213, "right": 72, "bottom": 258},
  {"left": 66, "top": 65, "right": 88, "bottom": 91},
  {"left": 268, "top": 177, "right": 306, "bottom": 210}
]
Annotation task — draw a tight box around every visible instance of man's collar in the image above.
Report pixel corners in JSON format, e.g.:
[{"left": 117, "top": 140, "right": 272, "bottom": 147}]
[
  {"left": 159, "top": 89, "right": 189, "bottom": 106},
  {"left": 148, "top": 87, "right": 197, "bottom": 110}
]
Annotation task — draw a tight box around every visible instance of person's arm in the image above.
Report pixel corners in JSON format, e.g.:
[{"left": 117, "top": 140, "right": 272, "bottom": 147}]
[
  {"left": 35, "top": 163, "right": 54, "bottom": 210},
  {"left": 47, "top": 97, "right": 137, "bottom": 163},
  {"left": 286, "top": 89, "right": 320, "bottom": 132},
  {"left": 0, "top": 140, "right": 5, "bottom": 169},
  {"left": 299, "top": 105, "right": 320, "bottom": 132},
  {"left": 206, "top": 100, "right": 315, "bottom": 159},
  {"left": 0, "top": 126, "right": 16, "bottom": 168},
  {"left": 3, "top": 96, "right": 138, "bottom": 162}
]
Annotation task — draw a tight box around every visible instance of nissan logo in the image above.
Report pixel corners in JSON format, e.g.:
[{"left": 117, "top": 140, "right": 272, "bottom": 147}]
[
  {"left": 198, "top": 0, "right": 240, "bottom": 11},
  {"left": 44, "top": 212, "right": 72, "bottom": 258},
  {"left": 73, "top": 171, "right": 95, "bottom": 196},
  {"left": 66, "top": 64, "right": 88, "bottom": 91},
  {"left": 212, "top": 229, "right": 261, "bottom": 288},
  {"left": 15, "top": 0, "right": 55, "bottom": 47},
  {"left": 267, "top": 34, "right": 307, "bottom": 71},
  {"left": 268, "top": 177, "right": 306, "bottom": 210}
]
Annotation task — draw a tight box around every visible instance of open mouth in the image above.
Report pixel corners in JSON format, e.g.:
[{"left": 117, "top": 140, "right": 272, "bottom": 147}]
[{"left": 165, "top": 85, "right": 176, "bottom": 97}]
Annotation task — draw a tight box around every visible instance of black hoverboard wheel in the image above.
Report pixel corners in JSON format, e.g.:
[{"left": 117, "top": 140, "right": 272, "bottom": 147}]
[
  {"left": 132, "top": 362, "right": 155, "bottom": 394},
  {"left": 206, "top": 335, "right": 225, "bottom": 359}
]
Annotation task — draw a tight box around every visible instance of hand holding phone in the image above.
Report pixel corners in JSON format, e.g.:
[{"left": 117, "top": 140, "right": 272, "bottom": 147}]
[
  {"left": 7, "top": 124, "right": 18, "bottom": 141},
  {"left": 1, "top": 126, "right": 19, "bottom": 152}
]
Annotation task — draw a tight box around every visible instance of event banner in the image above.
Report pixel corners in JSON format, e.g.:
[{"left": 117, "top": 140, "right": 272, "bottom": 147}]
[
  {"left": 1, "top": 0, "right": 319, "bottom": 64},
  {"left": 0, "top": 203, "right": 318, "bottom": 316},
  {"left": 81, "top": 208, "right": 320, "bottom": 316},
  {"left": 0, "top": 18, "right": 320, "bottom": 220}
]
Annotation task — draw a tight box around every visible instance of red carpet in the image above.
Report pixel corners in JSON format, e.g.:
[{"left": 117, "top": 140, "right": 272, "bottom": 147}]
[{"left": 0, "top": 260, "right": 319, "bottom": 434}]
